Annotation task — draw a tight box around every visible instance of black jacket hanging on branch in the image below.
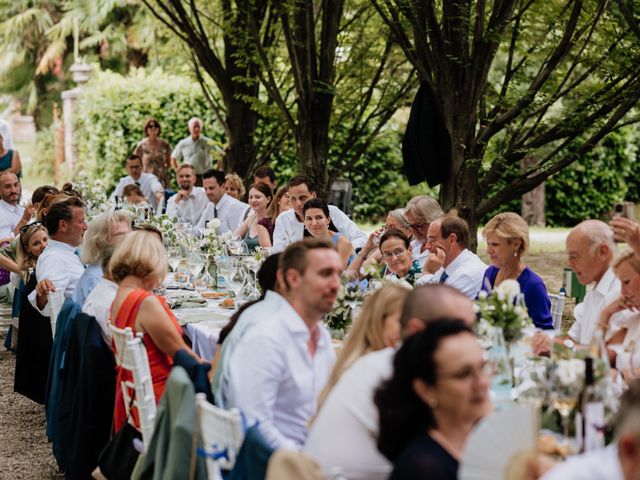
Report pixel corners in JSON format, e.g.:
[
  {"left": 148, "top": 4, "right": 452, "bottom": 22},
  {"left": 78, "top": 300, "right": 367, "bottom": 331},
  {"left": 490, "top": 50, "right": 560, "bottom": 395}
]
[{"left": 402, "top": 81, "right": 452, "bottom": 187}]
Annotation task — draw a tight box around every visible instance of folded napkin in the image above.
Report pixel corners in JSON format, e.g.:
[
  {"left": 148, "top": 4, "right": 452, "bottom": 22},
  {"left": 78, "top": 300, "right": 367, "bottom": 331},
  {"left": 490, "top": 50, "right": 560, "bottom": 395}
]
[{"left": 168, "top": 295, "right": 208, "bottom": 309}]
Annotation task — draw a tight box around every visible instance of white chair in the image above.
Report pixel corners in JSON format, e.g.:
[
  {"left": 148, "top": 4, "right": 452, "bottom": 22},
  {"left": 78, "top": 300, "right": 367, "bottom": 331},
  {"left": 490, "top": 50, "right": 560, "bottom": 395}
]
[
  {"left": 195, "top": 392, "right": 245, "bottom": 480},
  {"left": 549, "top": 292, "right": 566, "bottom": 330},
  {"left": 47, "top": 289, "right": 64, "bottom": 338},
  {"left": 109, "top": 324, "right": 157, "bottom": 451}
]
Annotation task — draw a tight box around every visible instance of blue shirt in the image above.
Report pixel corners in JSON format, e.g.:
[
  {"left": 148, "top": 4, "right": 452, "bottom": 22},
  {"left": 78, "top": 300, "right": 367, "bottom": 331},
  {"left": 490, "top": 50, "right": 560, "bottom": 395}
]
[
  {"left": 72, "top": 264, "right": 102, "bottom": 307},
  {"left": 481, "top": 265, "right": 553, "bottom": 329}
]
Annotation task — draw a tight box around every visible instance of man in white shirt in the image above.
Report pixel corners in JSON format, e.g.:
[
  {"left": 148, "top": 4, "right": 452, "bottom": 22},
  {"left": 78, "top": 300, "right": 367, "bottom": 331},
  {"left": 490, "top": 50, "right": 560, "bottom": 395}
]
[
  {"left": 110, "top": 155, "right": 164, "bottom": 212},
  {"left": 305, "top": 284, "right": 476, "bottom": 479},
  {"left": 0, "top": 171, "right": 33, "bottom": 241},
  {"left": 227, "top": 238, "right": 341, "bottom": 449},
  {"left": 416, "top": 215, "right": 487, "bottom": 298},
  {"left": 165, "top": 164, "right": 208, "bottom": 226},
  {"left": 29, "top": 196, "right": 87, "bottom": 314},
  {"left": 271, "top": 175, "right": 368, "bottom": 253},
  {"left": 197, "top": 169, "right": 248, "bottom": 233},
  {"left": 171, "top": 117, "right": 214, "bottom": 186}
]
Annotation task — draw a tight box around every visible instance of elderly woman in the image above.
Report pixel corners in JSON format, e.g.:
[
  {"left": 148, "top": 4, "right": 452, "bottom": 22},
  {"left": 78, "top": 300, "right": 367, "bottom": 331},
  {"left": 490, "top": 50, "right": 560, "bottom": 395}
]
[
  {"left": 109, "top": 231, "right": 200, "bottom": 431},
  {"left": 379, "top": 229, "right": 421, "bottom": 285},
  {"left": 481, "top": 212, "right": 553, "bottom": 329},
  {"left": 375, "top": 319, "right": 491, "bottom": 479},
  {"left": 134, "top": 118, "right": 172, "bottom": 187},
  {"left": 404, "top": 195, "right": 444, "bottom": 266},
  {"left": 596, "top": 250, "right": 640, "bottom": 378},
  {"left": 14, "top": 222, "right": 50, "bottom": 404}
]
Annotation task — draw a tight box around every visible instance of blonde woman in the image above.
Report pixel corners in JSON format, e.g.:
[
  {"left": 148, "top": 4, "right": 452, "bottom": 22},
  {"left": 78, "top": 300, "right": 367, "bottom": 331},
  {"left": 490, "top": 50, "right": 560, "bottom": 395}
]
[
  {"left": 225, "top": 172, "right": 246, "bottom": 200},
  {"left": 316, "top": 283, "right": 411, "bottom": 410}
]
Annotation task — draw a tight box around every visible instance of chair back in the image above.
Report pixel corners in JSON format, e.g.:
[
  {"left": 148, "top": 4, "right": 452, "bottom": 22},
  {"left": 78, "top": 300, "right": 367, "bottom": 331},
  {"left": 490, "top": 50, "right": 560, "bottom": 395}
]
[
  {"left": 195, "top": 392, "right": 245, "bottom": 479},
  {"left": 48, "top": 289, "right": 65, "bottom": 337},
  {"left": 109, "top": 324, "right": 157, "bottom": 451},
  {"left": 549, "top": 293, "right": 566, "bottom": 330}
]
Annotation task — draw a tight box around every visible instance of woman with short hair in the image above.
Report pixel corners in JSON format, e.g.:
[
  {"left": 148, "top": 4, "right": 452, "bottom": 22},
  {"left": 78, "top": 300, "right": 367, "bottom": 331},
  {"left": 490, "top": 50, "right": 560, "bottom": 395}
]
[{"left": 109, "top": 231, "right": 199, "bottom": 431}]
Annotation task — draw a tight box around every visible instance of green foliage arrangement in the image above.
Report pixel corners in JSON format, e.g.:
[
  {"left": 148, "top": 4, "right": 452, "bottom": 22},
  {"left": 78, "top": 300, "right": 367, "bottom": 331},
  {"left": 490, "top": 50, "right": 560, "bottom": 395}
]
[{"left": 73, "top": 68, "right": 223, "bottom": 192}]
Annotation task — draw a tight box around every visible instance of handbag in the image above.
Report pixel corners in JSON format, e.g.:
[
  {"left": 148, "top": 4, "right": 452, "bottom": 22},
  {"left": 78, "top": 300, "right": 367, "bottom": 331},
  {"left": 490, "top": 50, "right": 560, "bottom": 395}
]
[
  {"left": 97, "top": 394, "right": 143, "bottom": 479},
  {"left": 0, "top": 267, "right": 9, "bottom": 286}
]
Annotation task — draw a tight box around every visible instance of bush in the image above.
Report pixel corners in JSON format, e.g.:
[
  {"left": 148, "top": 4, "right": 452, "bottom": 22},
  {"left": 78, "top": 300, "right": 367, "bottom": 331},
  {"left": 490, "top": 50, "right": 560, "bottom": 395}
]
[{"left": 74, "top": 68, "right": 223, "bottom": 192}]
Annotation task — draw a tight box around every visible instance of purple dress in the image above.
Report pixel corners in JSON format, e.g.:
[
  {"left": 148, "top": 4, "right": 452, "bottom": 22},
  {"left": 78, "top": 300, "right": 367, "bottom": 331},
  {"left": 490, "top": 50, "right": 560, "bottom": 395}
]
[{"left": 481, "top": 265, "right": 554, "bottom": 329}]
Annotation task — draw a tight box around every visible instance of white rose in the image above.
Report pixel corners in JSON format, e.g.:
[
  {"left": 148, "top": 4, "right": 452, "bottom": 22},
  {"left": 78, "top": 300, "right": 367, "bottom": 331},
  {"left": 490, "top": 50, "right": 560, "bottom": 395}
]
[
  {"left": 495, "top": 279, "right": 521, "bottom": 301},
  {"left": 207, "top": 218, "right": 222, "bottom": 230}
]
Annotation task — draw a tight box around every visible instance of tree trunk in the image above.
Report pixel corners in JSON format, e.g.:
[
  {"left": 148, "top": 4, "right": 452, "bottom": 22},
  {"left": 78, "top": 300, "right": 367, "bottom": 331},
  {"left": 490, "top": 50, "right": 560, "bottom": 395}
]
[
  {"left": 223, "top": 96, "right": 258, "bottom": 178},
  {"left": 520, "top": 156, "right": 545, "bottom": 226}
]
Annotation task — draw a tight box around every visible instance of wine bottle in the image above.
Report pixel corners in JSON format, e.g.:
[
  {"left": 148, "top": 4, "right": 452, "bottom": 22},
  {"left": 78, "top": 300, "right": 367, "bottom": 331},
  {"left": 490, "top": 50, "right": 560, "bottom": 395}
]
[{"left": 579, "top": 357, "right": 606, "bottom": 452}]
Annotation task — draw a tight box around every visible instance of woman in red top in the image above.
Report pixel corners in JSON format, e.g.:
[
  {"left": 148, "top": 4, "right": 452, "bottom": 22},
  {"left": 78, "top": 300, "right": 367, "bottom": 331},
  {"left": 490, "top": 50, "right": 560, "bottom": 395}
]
[{"left": 109, "top": 230, "right": 200, "bottom": 431}]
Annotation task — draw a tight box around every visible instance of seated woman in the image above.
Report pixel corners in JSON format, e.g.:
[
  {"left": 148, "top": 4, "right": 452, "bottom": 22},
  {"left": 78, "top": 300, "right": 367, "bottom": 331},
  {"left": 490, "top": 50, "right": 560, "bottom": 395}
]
[
  {"left": 597, "top": 250, "right": 640, "bottom": 378},
  {"left": 109, "top": 230, "right": 200, "bottom": 431},
  {"left": 14, "top": 222, "right": 51, "bottom": 404},
  {"left": 378, "top": 229, "right": 421, "bottom": 285},
  {"left": 375, "top": 319, "right": 492, "bottom": 480},
  {"left": 225, "top": 172, "right": 245, "bottom": 201},
  {"left": 303, "top": 198, "right": 355, "bottom": 269},
  {"left": 257, "top": 185, "right": 290, "bottom": 244},
  {"left": 314, "top": 282, "right": 410, "bottom": 411},
  {"left": 481, "top": 212, "right": 553, "bottom": 329},
  {"left": 234, "top": 182, "right": 273, "bottom": 251}
]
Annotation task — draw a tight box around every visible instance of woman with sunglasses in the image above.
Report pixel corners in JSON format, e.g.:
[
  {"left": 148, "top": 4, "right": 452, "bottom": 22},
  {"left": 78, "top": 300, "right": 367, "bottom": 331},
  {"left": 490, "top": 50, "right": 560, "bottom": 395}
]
[
  {"left": 379, "top": 229, "right": 422, "bottom": 285},
  {"left": 13, "top": 222, "right": 52, "bottom": 404},
  {"left": 134, "top": 118, "right": 172, "bottom": 187}
]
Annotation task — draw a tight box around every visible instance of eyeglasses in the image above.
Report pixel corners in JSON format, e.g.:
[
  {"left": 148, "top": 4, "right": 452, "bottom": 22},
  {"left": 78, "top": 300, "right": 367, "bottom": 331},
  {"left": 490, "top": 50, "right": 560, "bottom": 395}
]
[
  {"left": 381, "top": 248, "right": 407, "bottom": 260},
  {"left": 408, "top": 222, "right": 426, "bottom": 230},
  {"left": 439, "top": 361, "right": 493, "bottom": 382},
  {"left": 147, "top": 124, "right": 159, "bottom": 129},
  {"left": 20, "top": 221, "right": 42, "bottom": 234}
]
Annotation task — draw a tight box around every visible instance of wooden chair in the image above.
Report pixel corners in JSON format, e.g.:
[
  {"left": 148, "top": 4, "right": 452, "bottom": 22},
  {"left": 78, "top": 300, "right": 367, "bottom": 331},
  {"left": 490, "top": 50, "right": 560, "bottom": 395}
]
[
  {"left": 195, "top": 392, "right": 245, "bottom": 480},
  {"left": 109, "top": 324, "right": 157, "bottom": 451}
]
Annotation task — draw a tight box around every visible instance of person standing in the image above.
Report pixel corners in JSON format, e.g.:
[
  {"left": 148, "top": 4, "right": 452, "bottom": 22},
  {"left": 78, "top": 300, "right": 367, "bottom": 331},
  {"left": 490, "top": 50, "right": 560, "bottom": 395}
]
[
  {"left": 134, "top": 118, "right": 172, "bottom": 187},
  {"left": 0, "top": 133, "right": 21, "bottom": 175},
  {"left": 171, "top": 117, "right": 214, "bottom": 186}
]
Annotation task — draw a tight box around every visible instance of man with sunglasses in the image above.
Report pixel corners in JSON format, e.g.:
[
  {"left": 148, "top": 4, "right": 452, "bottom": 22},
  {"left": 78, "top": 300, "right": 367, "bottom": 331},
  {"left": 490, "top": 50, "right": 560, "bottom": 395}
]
[{"left": 0, "top": 171, "right": 34, "bottom": 242}]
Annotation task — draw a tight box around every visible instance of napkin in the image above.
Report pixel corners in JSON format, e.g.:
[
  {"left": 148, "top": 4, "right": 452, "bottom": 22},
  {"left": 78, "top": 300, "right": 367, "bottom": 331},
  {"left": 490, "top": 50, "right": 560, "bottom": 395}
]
[{"left": 168, "top": 295, "right": 208, "bottom": 309}]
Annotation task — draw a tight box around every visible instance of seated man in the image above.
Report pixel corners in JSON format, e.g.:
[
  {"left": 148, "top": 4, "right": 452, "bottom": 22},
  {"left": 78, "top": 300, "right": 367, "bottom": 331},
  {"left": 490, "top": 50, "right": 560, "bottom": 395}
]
[
  {"left": 271, "top": 175, "right": 367, "bottom": 253},
  {"left": 253, "top": 165, "right": 277, "bottom": 191},
  {"left": 165, "top": 164, "right": 208, "bottom": 226},
  {"left": 0, "top": 171, "right": 34, "bottom": 242},
  {"left": 304, "top": 284, "right": 476, "bottom": 479},
  {"left": 226, "top": 238, "right": 341, "bottom": 449},
  {"left": 197, "top": 169, "right": 248, "bottom": 233},
  {"left": 28, "top": 196, "right": 87, "bottom": 314},
  {"left": 416, "top": 215, "right": 487, "bottom": 298},
  {"left": 110, "top": 154, "right": 163, "bottom": 212}
]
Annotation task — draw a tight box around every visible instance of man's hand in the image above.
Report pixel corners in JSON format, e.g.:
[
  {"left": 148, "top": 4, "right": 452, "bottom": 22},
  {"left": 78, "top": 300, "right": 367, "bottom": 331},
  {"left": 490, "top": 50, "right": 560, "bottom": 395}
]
[
  {"left": 35, "top": 279, "right": 56, "bottom": 297},
  {"left": 532, "top": 331, "right": 552, "bottom": 357},
  {"left": 174, "top": 189, "right": 190, "bottom": 203},
  {"left": 610, "top": 216, "right": 640, "bottom": 253},
  {"left": 424, "top": 247, "right": 446, "bottom": 274}
]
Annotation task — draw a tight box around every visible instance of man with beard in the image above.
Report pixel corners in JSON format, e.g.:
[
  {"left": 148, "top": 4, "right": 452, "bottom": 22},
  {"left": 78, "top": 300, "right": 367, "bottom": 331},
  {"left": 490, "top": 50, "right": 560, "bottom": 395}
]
[
  {"left": 165, "top": 164, "right": 208, "bottom": 226},
  {"left": 227, "top": 238, "right": 342, "bottom": 449},
  {"left": 0, "top": 171, "right": 34, "bottom": 241}
]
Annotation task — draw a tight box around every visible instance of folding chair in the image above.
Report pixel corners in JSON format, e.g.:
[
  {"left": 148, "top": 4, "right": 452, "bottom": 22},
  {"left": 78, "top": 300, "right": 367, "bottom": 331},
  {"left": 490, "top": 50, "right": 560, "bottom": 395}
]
[
  {"left": 109, "top": 324, "right": 157, "bottom": 451},
  {"left": 48, "top": 289, "right": 65, "bottom": 338},
  {"left": 549, "top": 293, "right": 566, "bottom": 330},
  {"left": 195, "top": 393, "right": 245, "bottom": 480}
]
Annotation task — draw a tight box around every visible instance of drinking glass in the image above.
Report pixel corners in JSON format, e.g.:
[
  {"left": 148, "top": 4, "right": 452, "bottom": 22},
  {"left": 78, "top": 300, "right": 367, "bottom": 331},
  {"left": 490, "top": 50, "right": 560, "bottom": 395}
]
[
  {"left": 549, "top": 364, "right": 583, "bottom": 451},
  {"left": 516, "top": 357, "right": 549, "bottom": 408},
  {"left": 167, "top": 247, "right": 182, "bottom": 273},
  {"left": 187, "top": 252, "right": 205, "bottom": 289}
]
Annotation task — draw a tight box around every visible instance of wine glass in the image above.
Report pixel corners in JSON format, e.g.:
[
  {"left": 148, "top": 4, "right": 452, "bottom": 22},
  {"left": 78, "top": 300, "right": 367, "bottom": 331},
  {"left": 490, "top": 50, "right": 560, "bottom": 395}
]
[
  {"left": 187, "top": 252, "right": 205, "bottom": 289},
  {"left": 549, "top": 361, "right": 584, "bottom": 451},
  {"left": 167, "top": 247, "right": 182, "bottom": 273},
  {"left": 516, "top": 357, "right": 549, "bottom": 408}
]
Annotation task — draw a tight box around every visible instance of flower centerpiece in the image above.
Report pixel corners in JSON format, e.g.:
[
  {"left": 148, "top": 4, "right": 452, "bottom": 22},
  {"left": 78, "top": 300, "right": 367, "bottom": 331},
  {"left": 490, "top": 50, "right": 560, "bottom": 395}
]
[
  {"left": 140, "top": 214, "right": 179, "bottom": 247},
  {"left": 198, "top": 219, "right": 223, "bottom": 256},
  {"left": 325, "top": 277, "right": 364, "bottom": 337},
  {"left": 476, "top": 279, "right": 529, "bottom": 343},
  {"left": 73, "top": 172, "right": 110, "bottom": 219}
]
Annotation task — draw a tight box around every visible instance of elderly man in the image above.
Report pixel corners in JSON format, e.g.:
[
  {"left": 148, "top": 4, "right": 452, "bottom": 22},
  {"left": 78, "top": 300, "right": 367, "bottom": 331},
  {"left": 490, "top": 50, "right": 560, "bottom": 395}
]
[
  {"left": 72, "top": 210, "right": 132, "bottom": 307},
  {"left": 171, "top": 117, "right": 213, "bottom": 186},
  {"left": 197, "top": 169, "right": 248, "bottom": 233},
  {"left": 227, "top": 238, "right": 341, "bottom": 449},
  {"left": 29, "top": 196, "right": 87, "bottom": 314},
  {"left": 110, "top": 155, "right": 164, "bottom": 212},
  {"left": 416, "top": 215, "right": 487, "bottom": 298},
  {"left": 165, "top": 164, "right": 208, "bottom": 226},
  {"left": 271, "top": 175, "right": 367, "bottom": 253},
  {"left": 305, "top": 284, "right": 476, "bottom": 479},
  {"left": 404, "top": 195, "right": 444, "bottom": 265},
  {"left": 0, "top": 171, "right": 34, "bottom": 242}
]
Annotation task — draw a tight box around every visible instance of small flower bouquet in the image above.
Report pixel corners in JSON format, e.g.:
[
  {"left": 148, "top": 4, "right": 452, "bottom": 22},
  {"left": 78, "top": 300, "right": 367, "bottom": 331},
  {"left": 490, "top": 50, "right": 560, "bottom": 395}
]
[
  {"left": 199, "top": 220, "right": 223, "bottom": 256},
  {"left": 325, "top": 279, "right": 364, "bottom": 335},
  {"left": 476, "top": 279, "right": 529, "bottom": 343}
]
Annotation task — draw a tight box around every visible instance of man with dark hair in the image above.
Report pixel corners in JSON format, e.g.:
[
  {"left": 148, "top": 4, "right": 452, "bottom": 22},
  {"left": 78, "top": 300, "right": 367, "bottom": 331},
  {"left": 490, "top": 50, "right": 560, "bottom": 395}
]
[
  {"left": 417, "top": 215, "right": 486, "bottom": 298},
  {"left": 166, "top": 164, "right": 208, "bottom": 226},
  {"left": 271, "top": 174, "right": 367, "bottom": 253},
  {"left": 253, "top": 165, "right": 277, "bottom": 190},
  {"left": 305, "top": 284, "right": 475, "bottom": 479},
  {"left": 0, "top": 171, "right": 34, "bottom": 241},
  {"left": 197, "top": 169, "right": 248, "bottom": 232},
  {"left": 110, "top": 155, "right": 164, "bottom": 212},
  {"left": 28, "top": 196, "right": 87, "bottom": 314},
  {"left": 227, "top": 238, "right": 341, "bottom": 449}
]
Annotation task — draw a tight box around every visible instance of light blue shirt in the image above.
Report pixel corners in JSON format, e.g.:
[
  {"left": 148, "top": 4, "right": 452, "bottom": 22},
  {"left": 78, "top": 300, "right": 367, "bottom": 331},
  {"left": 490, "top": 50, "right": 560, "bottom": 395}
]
[{"left": 72, "top": 263, "right": 102, "bottom": 307}]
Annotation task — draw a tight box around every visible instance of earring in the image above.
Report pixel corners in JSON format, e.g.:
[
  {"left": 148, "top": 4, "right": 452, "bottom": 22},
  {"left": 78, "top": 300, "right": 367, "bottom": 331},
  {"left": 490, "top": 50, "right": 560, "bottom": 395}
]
[{"left": 513, "top": 250, "right": 518, "bottom": 257}]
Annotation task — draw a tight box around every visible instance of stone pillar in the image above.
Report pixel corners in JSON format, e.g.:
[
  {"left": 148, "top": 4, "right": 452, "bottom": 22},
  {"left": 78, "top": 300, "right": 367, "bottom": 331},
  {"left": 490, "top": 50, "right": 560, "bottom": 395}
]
[{"left": 61, "top": 62, "right": 91, "bottom": 173}]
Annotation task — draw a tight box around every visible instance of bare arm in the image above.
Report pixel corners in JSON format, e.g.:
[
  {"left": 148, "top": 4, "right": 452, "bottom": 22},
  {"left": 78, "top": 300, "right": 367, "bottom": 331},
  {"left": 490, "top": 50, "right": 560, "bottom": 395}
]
[
  {"left": 256, "top": 223, "right": 272, "bottom": 248},
  {"left": 10, "top": 150, "right": 21, "bottom": 175},
  {"left": 337, "top": 236, "right": 354, "bottom": 270},
  {"left": 0, "top": 252, "right": 19, "bottom": 274},
  {"left": 234, "top": 214, "right": 253, "bottom": 239}
]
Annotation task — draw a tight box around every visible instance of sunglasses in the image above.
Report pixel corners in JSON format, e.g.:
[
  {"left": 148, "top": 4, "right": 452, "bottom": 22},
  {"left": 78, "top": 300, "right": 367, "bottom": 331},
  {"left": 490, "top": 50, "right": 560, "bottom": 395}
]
[
  {"left": 147, "top": 124, "right": 160, "bottom": 129},
  {"left": 19, "top": 221, "right": 43, "bottom": 234}
]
